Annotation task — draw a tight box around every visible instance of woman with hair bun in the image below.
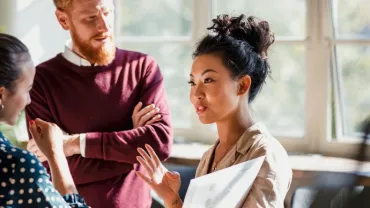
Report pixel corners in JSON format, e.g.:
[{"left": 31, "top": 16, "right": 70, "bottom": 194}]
[{"left": 136, "top": 14, "right": 292, "bottom": 208}]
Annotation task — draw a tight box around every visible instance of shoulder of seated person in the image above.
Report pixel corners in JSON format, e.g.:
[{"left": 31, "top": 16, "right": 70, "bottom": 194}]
[{"left": 1, "top": 144, "right": 42, "bottom": 168}]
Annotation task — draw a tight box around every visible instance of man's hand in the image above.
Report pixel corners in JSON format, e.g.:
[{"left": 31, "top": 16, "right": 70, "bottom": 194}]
[
  {"left": 62, "top": 134, "right": 81, "bottom": 157},
  {"left": 132, "top": 102, "right": 162, "bottom": 128}
]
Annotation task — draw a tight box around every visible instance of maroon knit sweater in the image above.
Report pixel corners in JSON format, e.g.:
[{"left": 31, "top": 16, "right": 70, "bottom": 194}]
[{"left": 26, "top": 49, "right": 173, "bottom": 208}]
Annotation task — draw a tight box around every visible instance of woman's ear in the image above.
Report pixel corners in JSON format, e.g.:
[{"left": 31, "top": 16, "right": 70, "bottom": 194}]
[
  {"left": 237, "top": 75, "right": 252, "bottom": 96},
  {"left": 0, "top": 87, "right": 6, "bottom": 113},
  {"left": 0, "top": 87, "right": 5, "bottom": 100}
]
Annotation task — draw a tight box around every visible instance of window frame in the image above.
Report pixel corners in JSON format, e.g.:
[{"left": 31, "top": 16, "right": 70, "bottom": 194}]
[{"left": 319, "top": 0, "right": 370, "bottom": 158}]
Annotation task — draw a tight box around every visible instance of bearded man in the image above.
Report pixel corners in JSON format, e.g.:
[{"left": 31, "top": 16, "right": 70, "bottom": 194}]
[{"left": 25, "top": 0, "right": 173, "bottom": 207}]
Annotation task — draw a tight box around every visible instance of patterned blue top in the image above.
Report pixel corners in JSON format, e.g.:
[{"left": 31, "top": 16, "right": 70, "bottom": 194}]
[{"left": 0, "top": 132, "right": 88, "bottom": 208}]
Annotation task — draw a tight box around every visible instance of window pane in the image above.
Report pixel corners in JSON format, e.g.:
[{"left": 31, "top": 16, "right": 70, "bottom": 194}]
[
  {"left": 336, "top": 45, "right": 370, "bottom": 135},
  {"left": 213, "top": 0, "right": 306, "bottom": 37},
  {"left": 332, "top": 0, "right": 370, "bottom": 38},
  {"left": 253, "top": 44, "right": 305, "bottom": 136},
  {"left": 118, "top": 43, "right": 193, "bottom": 128},
  {"left": 117, "top": 0, "right": 192, "bottom": 36}
]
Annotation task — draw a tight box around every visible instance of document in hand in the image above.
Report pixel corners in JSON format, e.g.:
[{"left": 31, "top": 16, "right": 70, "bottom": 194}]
[{"left": 183, "top": 156, "right": 265, "bottom": 208}]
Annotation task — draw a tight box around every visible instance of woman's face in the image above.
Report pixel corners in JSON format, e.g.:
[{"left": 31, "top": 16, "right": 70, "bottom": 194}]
[
  {"left": 0, "top": 60, "right": 35, "bottom": 126},
  {"left": 189, "top": 54, "right": 243, "bottom": 124}
]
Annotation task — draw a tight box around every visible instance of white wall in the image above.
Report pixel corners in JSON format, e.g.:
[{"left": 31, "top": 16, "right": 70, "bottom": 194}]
[
  {"left": 0, "top": 0, "right": 70, "bottom": 142},
  {"left": 0, "top": 0, "right": 70, "bottom": 65}
]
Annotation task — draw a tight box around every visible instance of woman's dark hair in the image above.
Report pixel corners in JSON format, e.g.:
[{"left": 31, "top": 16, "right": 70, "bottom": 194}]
[
  {"left": 0, "top": 33, "right": 30, "bottom": 91},
  {"left": 193, "top": 14, "right": 275, "bottom": 103}
]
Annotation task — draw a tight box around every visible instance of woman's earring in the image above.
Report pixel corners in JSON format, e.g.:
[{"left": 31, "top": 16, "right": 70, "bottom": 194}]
[{"left": 0, "top": 104, "right": 4, "bottom": 112}]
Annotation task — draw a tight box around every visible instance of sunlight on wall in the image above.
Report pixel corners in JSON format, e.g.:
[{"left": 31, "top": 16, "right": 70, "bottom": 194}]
[
  {"left": 16, "top": 0, "right": 37, "bottom": 12},
  {"left": 21, "top": 25, "right": 44, "bottom": 64}
]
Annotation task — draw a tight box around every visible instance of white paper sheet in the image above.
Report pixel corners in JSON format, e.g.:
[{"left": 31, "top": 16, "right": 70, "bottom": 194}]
[{"left": 183, "top": 156, "right": 265, "bottom": 208}]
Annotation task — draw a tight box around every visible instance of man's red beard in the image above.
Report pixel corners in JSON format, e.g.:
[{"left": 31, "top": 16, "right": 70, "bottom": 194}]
[{"left": 71, "top": 26, "right": 116, "bottom": 66}]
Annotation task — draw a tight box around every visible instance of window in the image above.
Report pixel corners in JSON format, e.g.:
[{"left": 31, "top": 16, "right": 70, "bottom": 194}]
[
  {"left": 114, "top": 0, "right": 370, "bottom": 157},
  {"left": 114, "top": 0, "right": 194, "bottom": 131},
  {"left": 1, "top": 0, "right": 368, "bottom": 158},
  {"left": 331, "top": 0, "right": 370, "bottom": 139}
]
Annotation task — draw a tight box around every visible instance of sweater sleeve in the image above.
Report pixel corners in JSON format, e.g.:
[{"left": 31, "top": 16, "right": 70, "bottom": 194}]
[{"left": 84, "top": 57, "right": 173, "bottom": 163}]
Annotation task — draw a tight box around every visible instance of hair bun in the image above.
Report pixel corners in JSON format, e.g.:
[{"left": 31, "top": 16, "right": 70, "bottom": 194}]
[{"left": 208, "top": 14, "right": 275, "bottom": 58}]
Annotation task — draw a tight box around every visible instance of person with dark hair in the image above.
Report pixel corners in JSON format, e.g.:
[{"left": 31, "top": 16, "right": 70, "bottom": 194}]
[
  {"left": 136, "top": 14, "right": 292, "bottom": 208},
  {"left": 0, "top": 33, "right": 88, "bottom": 207},
  {"left": 25, "top": 0, "right": 173, "bottom": 207}
]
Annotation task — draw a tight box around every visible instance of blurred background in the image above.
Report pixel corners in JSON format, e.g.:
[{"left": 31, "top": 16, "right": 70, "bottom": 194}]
[{"left": 0, "top": 0, "right": 369, "bottom": 207}]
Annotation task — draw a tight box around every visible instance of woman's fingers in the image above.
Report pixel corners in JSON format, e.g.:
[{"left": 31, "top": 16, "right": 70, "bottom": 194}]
[
  {"left": 28, "top": 122, "right": 39, "bottom": 140},
  {"left": 145, "top": 144, "right": 161, "bottom": 168},
  {"left": 136, "top": 171, "right": 153, "bottom": 186},
  {"left": 137, "top": 156, "right": 154, "bottom": 175},
  {"left": 37, "top": 155, "right": 47, "bottom": 162},
  {"left": 138, "top": 147, "right": 157, "bottom": 170}
]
